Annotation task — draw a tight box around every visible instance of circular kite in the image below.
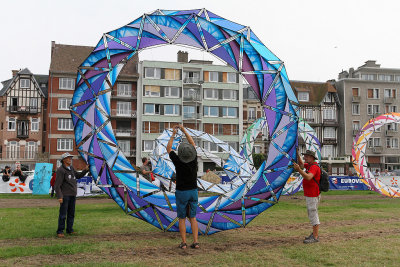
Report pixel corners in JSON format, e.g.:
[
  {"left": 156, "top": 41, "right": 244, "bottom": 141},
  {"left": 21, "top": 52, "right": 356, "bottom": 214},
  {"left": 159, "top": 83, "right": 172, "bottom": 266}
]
[
  {"left": 352, "top": 113, "right": 400, "bottom": 197},
  {"left": 71, "top": 8, "right": 299, "bottom": 234}
]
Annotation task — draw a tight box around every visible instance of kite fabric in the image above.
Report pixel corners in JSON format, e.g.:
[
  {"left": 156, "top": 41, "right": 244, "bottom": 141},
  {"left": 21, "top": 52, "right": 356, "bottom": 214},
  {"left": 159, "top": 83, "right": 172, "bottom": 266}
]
[
  {"left": 240, "top": 118, "right": 321, "bottom": 195},
  {"left": 71, "top": 8, "right": 300, "bottom": 234},
  {"left": 352, "top": 113, "right": 400, "bottom": 198}
]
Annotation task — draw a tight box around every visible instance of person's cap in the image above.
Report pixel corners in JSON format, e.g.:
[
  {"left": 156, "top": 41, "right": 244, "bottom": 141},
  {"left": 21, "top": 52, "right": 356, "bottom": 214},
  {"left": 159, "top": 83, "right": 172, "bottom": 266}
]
[
  {"left": 177, "top": 143, "right": 196, "bottom": 163},
  {"left": 301, "top": 150, "right": 316, "bottom": 159},
  {"left": 60, "top": 152, "right": 73, "bottom": 161}
]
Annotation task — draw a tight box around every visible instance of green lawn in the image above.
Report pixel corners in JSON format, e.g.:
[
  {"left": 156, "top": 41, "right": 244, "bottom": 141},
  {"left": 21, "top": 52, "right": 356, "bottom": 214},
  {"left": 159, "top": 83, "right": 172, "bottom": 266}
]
[{"left": 0, "top": 191, "right": 399, "bottom": 266}]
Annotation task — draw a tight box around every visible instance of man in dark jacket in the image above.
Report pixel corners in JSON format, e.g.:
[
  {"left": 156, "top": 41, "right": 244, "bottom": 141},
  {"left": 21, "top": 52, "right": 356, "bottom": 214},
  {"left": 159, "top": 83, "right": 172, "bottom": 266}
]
[{"left": 55, "top": 153, "right": 89, "bottom": 237}]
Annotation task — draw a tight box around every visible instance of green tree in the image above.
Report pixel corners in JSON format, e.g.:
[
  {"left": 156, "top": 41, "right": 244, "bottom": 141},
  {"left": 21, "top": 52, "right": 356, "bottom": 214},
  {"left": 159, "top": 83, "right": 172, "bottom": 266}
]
[{"left": 252, "top": 153, "right": 266, "bottom": 170}]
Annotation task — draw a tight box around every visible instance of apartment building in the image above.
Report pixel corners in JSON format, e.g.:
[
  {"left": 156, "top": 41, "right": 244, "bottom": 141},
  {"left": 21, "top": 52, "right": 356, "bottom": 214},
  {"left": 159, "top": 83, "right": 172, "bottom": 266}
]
[
  {"left": 292, "top": 80, "right": 348, "bottom": 175},
  {"left": 137, "top": 51, "right": 243, "bottom": 173},
  {"left": 47, "top": 42, "right": 138, "bottom": 169},
  {"left": 335, "top": 60, "right": 400, "bottom": 172},
  {"left": 0, "top": 68, "right": 48, "bottom": 170}
]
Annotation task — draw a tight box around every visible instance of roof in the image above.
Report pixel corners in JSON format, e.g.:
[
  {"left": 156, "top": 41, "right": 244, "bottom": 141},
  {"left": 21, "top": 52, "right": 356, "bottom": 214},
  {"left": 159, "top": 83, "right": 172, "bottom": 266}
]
[
  {"left": 50, "top": 42, "right": 138, "bottom": 76},
  {"left": 0, "top": 68, "right": 48, "bottom": 97},
  {"left": 291, "top": 80, "right": 337, "bottom": 106}
]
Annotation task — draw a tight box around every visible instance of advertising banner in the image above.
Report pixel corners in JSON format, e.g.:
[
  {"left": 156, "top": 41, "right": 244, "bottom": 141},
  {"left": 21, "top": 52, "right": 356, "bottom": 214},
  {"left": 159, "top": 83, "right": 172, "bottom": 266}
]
[
  {"left": 32, "top": 163, "right": 53, "bottom": 195},
  {"left": 329, "top": 176, "right": 370, "bottom": 191}
]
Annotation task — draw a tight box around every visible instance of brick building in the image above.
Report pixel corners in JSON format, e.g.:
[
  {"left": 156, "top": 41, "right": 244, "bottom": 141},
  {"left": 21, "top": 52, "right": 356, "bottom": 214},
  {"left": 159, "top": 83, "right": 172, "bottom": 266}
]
[
  {"left": 0, "top": 68, "right": 48, "bottom": 170},
  {"left": 47, "top": 42, "right": 138, "bottom": 170}
]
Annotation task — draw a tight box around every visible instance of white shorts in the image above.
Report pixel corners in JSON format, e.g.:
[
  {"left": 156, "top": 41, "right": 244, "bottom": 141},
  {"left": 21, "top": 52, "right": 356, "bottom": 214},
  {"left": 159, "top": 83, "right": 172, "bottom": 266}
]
[{"left": 306, "top": 196, "right": 320, "bottom": 226}]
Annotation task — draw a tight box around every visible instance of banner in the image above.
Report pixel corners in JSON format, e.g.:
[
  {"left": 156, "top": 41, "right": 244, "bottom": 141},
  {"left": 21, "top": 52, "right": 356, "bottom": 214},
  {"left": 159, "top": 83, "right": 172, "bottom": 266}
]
[
  {"left": 32, "top": 163, "right": 53, "bottom": 195},
  {"left": 329, "top": 176, "right": 370, "bottom": 191}
]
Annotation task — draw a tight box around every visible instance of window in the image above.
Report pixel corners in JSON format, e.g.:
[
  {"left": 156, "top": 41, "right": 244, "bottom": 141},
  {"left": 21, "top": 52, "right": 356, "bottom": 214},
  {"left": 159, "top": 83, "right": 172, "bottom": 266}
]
[
  {"left": 248, "top": 107, "right": 256, "bottom": 120},
  {"left": 57, "top": 138, "right": 73, "bottom": 151},
  {"left": 164, "top": 105, "right": 180, "bottom": 116},
  {"left": 58, "top": 118, "right": 73, "bottom": 130},
  {"left": 367, "top": 88, "right": 379, "bottom": 99},
  {"left": 368, "top": 138, "right": 381, "bottom": 148},
  {"left": 30, "top": 98, "right": 38, "bottom": 112},
  {"left": 31, "top": 118, "right": 39, "bottom": 131},
  {"left": 204, "top": 89, "right": 218, "bottom": 100},
  {"left": 58, "top": 98, "right": 71, "bottom": 110},
  {"left": 144, "top": 104, "right": 160, "bottom": 115},
  {"left": 118, "top": 140, "right": 130, "bottom": 154},
  {"left": 352, "top": 88, "right": 359, "bottom": 96},
  {"left": 143, "top": 140, "right": 155, "bottom": 152},
  {"left": 209, "top": 71, "right": 218, "bottom": 82},
  {"left": 183, "top": 71, "right": 200, "bottom": 83},
  {"left": 203, "top": 106, "right": 219, "bottom": 117},
  {"left": 183, "top": 106, "right": 196, "bottom": 119},
  {"left": 379, "top": 74, "right": 392, "bottom": 81},
  {"left": 386, "top": 105, "right": 397, "bottom": 113},
  {"left": 361, "top": 74, "right": 375, "bottom": 80},
  {"left": 223, "top": 90, "right": 238, "bottom": 100},
  {"left": 26, "top": 141, "right": 37, "bottom": 159},
  {"left": 204, "top": 141, "right": 218, "bottom": 152},
  {"left": 396, "top": 75, "right": 400, "bottom": 82},
  {"left": 352, "top": 104, "right": 360, "bottom": 115},
  {"left": 298, "top": 92, "right": 309, "bottom": 102},
  {"left": 165, "top": 69, "right": 180, "bottom": 80},
  {"left": 323, "top": 93, "right": 334, "bottom": 103},
  {"left": 384, "top": 88, "right": 396, "bottom": 99},
  {"left": 323, "top": 109, "right": 336, "bottom": 120},
  {"left": 144, "top": 85, "right": 160, "bottom": 97},
  {"left": 17, "top": 120, "right": 29, "bottom": 137},
  {"left": 183, "top": 89, "right": 200, "bottom": 100},
  {"left": 116, "top": 102, "right": 131, "bottom": 116},
  {"left": 227, "top": 72, "right": 237, "bottom": 83},
  {"left": 8, "top": 117, "right": 16, "bottom": 131},
  {"left": 59, "top": 78, "right": 75, "bottom": 90},
  {"left": 392, "top": 138, "right": 399, "bottom": 149},
  {"left": 367, "top": 104, "right": 380, "bottom": 115},
  {"left": 386, "top": 123, "right": 398, "bottom": 131},
  {"left": 305, "top": 108, "right": 313, "bottom": 120},
  {"left": 322, "top": 145, "right": 333, "bottom": 158},
  {"left": 117, "top": 83, "right": 131, "bottom": 96},
  {"left": 254, "top": 145, "right": 261, "bottom": 154},
  {"left": 228, "top": 142, "right": 238, "bottom": 151},
  {"left": 7, "top": 141, "right": 20, "bottom": 159},
  {"left": 222, "top": 107, "right": 238, "bottom": 118},
  {"left": 20, "top": 79, "right": 30, "bottom": 88},
  {"left": 353, "top": 121, "right": 360, "bottom": 131},
  {"left": 324, "top": 127, "right": 335, "bottom": 139},
  {"left": 145, "top": 67, "right": 161, "bottom": 79},
  {"left": 164, "top": 87, "right": 180, "bottom": 98}
]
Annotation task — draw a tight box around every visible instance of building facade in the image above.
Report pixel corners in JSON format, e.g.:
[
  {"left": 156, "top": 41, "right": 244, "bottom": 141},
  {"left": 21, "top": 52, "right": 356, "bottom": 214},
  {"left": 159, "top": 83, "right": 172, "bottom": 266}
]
[
  {"left": 137, "top": 51, "right": 243, "bottom": 173},
  {"left": 0, "top": 68, "right": 48, "bottom": 170},
  {"left": 47, "top": 42, "right": 138, "bottom": 170},
  {"left": 292, "top": 80, "right": 349, "bottom": 175},
  {"left": 335, "top": 60, "right": 400, "bottom": 172}
]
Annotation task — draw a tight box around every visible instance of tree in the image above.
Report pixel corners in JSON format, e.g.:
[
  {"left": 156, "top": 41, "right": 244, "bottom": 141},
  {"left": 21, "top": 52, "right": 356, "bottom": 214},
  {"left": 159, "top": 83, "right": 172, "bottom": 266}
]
[{"left": 252, "top": 153, "right": 266, "bottom": 170}]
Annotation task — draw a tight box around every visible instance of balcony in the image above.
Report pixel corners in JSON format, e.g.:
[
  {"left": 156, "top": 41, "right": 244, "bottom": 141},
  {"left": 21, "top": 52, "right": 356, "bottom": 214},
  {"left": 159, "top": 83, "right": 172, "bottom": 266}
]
[
  {"left": 352, "top": 96, "right": 361, "bottom": 102},
  {"left": 384, "top": 97, "right": 395, "bottom": 104},
  {"left": 114, "top": 129, "right": 136, "bottom": 137},
  {"left": 7, "top": 106, "right": 40, "bottom": 114},
  {"left": 385, "top": 129, "right": 397, "bottom": 136},
  {"left": 111, "top": 110, "right": 137, "bottom": 118},
  {"left": 112, "top": 90, "right": 137, "bottom": 99},
  {"left": 183, "top": 95, "right": 201, "bottom": 102},
  {"left": 2, "top": 149, "right": 38, "bottom": 160},
  {"left": 183, "top": 113, "right": 202, "bottom": 120},
  {"left": 121, "top": 150, "right": 136, "bottom": 157},
  {"left": 372, "top": 147, "right": 383, "bottom": 154},
  {"left": 323, "top": 138, "right": 337, "bottom": 145},
  {"left": 323, "top": 120, "right": 338, "bottom": 126},
  {"left": 183, "top": 77, "right": 201, "bottom": 84}
]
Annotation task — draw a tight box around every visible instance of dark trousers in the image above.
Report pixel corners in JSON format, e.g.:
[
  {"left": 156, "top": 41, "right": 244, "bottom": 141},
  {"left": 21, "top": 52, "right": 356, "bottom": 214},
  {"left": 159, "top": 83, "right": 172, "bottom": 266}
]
[{"left": 57, "top": 196, "right": 76, "bottom": 234}]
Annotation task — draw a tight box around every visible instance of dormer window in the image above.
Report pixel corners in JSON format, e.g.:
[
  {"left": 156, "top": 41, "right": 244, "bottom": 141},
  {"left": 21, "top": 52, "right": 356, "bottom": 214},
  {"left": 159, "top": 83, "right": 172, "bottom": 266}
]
[
  {"left": 298, "top": 92, "right": 309, "bottom": 102},
  {"left": 20, "top": 79, "right": 30, "bottom": 88}
]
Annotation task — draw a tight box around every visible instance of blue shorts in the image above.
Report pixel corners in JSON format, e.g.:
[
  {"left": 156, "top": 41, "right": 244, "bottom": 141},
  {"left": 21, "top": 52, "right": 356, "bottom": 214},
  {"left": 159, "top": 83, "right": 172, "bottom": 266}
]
[{"left": 175, "top": 189, "right": 198, "bottom": 219}]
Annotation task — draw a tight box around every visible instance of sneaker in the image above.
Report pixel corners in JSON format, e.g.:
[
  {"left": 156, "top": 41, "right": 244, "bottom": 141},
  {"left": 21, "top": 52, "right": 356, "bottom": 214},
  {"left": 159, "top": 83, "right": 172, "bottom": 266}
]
[
  {"left": 67, "top": 231, "right": 77, "bottom": 235},
  {"left": 303, "top": 236, "right": 319, "bottom": 244},
  {"left": 57, "top": 233, "right": 65, "bottom": 238},
  {"left": 304, "top": 233, "right": 313, "bottom": 240}
]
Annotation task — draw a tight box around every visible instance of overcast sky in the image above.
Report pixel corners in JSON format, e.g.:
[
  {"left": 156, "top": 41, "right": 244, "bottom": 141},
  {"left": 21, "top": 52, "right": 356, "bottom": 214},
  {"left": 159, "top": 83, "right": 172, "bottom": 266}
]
[{"left": 1, "top": 0, "right": 400, "bottom": 83}]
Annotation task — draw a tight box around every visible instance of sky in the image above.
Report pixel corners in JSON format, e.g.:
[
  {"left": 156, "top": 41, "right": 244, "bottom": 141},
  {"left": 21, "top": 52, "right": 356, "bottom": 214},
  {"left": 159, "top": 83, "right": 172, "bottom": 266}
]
[{"left": 1, "top": 0, "right": 400, "bottom": 83}]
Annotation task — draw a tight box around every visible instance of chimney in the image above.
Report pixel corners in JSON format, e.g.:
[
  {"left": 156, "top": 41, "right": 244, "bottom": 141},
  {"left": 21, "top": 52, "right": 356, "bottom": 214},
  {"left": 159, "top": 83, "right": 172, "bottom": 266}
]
[
  {"left": 177, "top": 51, "right": 188, "bottom": 63},
  {"left": 12, "top": 70, "right": 19, "bottom": 77}
]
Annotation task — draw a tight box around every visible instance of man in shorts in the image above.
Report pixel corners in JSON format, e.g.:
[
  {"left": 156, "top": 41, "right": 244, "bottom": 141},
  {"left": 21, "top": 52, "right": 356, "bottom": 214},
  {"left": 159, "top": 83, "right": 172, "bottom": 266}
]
[
  {"left": 293, "top": 150, "right": 321, "bottom": 244},
  {"left": 167, "top": 125, "right": 199, "bottom": 249}
]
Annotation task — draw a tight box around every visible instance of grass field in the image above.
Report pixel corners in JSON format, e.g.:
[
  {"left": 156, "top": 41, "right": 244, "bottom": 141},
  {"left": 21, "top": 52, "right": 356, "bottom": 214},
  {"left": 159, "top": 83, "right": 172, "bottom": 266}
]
[{"left": 0, "top": 191, "right": 399, "bottom": 266}]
